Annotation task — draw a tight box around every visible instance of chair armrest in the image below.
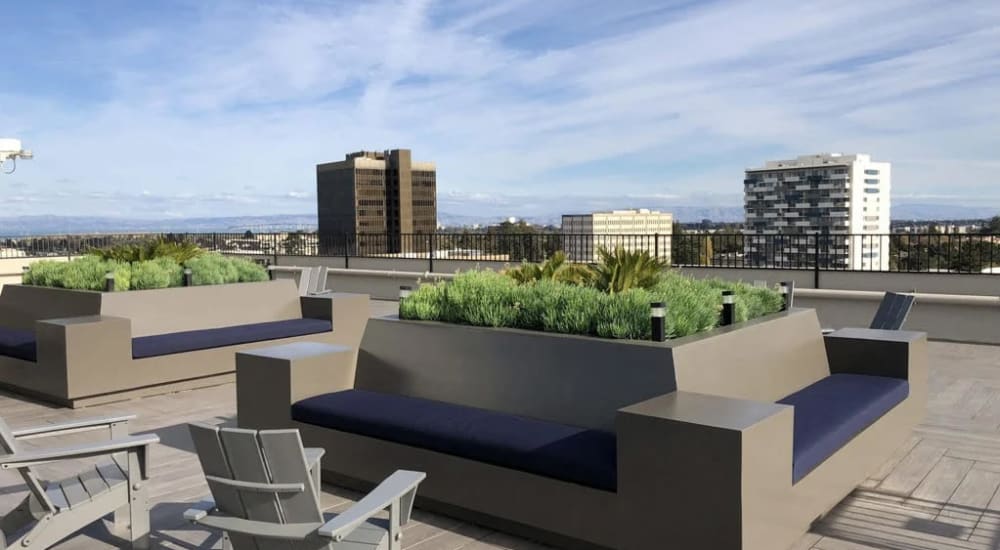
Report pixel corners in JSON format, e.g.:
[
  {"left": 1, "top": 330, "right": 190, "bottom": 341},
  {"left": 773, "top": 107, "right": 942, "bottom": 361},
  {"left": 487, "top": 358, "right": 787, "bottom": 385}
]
[
  {"left": 824, "top": 328, "right": 927, "bottom": 380},
  {"left": 318, "top": 470, "right": 426, "bottom": 541},
  {"left": 0, "top": 434, "right": 159, "bottom": 472},
  {"left": 191, "top": 514, "right": 317, "bottom": 540},
  {"left": 12, "top": 414, "right": 136, "bottom": 440},
  {"left": 183, "top": 499, "right": 217, "bottom": 522},
  {"left": 616, "top": 391, "right": 793, "bottom": 550}
]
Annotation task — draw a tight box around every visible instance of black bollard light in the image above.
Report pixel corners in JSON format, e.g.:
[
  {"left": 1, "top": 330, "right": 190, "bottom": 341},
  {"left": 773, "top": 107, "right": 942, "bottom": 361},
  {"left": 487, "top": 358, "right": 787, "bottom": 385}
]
[
  {"left": 650, "top": 302, "right": 667, "bottom": 342},
  {"left": 779, "top": 280, "right": 795, "bottom": 311},
  {"left": 104, "top": 271, "right": 115, "bottom": 292},
  {"left": 183, "top": 268, "right": 193, "bottom": 287},
  {"left": 721, "top": 290, "right": 735, "bottom": 326},
  {"left": 399, "top": 285, "right": 413, "bottom": 316}
]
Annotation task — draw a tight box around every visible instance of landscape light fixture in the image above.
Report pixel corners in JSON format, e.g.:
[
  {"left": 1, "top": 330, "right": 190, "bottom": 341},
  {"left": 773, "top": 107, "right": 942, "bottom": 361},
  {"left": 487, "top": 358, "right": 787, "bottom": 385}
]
[
  {"left": 183, "top": 268, "right": 193, "bottom": 287},
  {"left": 650, "top": 302, "right": 667, "bottom": 342},
  {"left": 104, "top": 271, "right": 115, "bottom": 292},
  {"left": 779, "top": 281, "right": 795, "bottom": 311},
  {"left": 721, "top": 290, "right": 735, "bottom": 326},
  {"left": 0, "top": 138, "right": 33, "bottom": 174}
]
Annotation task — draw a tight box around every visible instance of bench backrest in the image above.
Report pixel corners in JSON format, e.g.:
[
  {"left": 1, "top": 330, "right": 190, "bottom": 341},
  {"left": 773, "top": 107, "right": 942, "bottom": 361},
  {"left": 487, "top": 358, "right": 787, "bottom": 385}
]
[
  {"left": 0, "top": 285, "right": 103, "bottom": 330},
  {"left": 356, "top": 309, "right": 831, "bottom": 431},
  {"left": 357, "top": 318, "right": 678, "bottom": 432},
  {"left": 668, "top": 308, "right": 831, "bottom": 402},
  {"left": 100, "top": 280, "right": 302, "bottom": 337}
]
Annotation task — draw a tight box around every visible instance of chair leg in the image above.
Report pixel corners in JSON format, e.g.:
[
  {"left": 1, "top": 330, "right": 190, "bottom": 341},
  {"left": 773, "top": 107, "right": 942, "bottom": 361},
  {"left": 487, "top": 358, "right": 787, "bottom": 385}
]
[{"left": 127, "top": 452, "right": 151, "bottom": 550}]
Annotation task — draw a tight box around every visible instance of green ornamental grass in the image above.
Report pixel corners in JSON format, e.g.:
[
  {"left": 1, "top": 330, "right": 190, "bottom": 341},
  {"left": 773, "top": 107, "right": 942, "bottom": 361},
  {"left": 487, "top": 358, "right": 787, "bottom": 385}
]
[
  {"left": 23, "top": 244, "right": 268, "bottom": 291},
  {"left": 400, "top": 257, "right": 784, "bottom": 340}
]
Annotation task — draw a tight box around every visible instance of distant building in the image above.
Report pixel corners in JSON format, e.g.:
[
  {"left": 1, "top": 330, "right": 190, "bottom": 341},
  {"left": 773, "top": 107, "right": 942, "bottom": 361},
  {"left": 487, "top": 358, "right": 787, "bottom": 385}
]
[
  {"left": 561, "top": 209, "right": 673, "bottom": 263},
  {"left": 317, "top": 149, "right": 436, "bottom": 254},
  {"left": 744, "top": 153, "right": 891, "bottom": 270}
]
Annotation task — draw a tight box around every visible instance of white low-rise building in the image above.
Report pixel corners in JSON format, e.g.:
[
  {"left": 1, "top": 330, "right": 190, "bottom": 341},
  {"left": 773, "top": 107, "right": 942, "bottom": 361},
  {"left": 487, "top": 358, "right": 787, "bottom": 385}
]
[{"left": 561, "top": 209, "right": 673, "bottom": 263}]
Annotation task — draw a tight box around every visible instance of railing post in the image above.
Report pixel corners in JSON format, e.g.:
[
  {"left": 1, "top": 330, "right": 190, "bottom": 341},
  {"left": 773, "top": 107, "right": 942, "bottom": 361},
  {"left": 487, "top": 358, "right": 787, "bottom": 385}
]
[
  {"left": 428, "top": 234, "right": 435, "bottom": 273},
  {"left": 814, "top": 240, "right": 820, "bottom": 288},
  {"left": 343, "top": 233, "right": 350, "bottom": 269}
]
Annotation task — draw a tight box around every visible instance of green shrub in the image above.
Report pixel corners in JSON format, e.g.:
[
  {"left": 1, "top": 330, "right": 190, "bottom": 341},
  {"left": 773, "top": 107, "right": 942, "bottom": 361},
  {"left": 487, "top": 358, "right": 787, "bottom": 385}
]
[
  {"left": 23, "top": 251, "right": 268, "bottom": 291},
  {"left": 230, "top": 257, "right": 270, "bottom": 282},
  {"left": 89, "top": 236, "right": 205, "bottom": 263},
  {"left": 504, "top": 252, "right": 595, "bottom": 286},
  {"left": 130, "top": 257, "right": 184, "bottom": 290},
  {"left": 595, "top": 289, "right": 654, "bottom": 339},
  {"left": 183, "top": 253, "right": 268, "bottom": 286},
  {"left": 23, "top": 256, "right": 131, "bottom": 291},
  {"left": 400, "top": 269, "right": 784, "bottom": 340},
  {"left": 591, "top": 245, "right": 667, "bottom": 294},
  {"left": 185, "top": 253, "right": 239, "bottom": 285}
]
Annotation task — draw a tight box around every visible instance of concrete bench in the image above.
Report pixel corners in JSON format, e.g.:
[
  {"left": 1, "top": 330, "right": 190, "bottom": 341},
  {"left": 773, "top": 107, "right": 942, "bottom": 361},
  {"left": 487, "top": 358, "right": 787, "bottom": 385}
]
[
  {"left": 237, "top": 309, "right": 927, "bottom": 550},
  {"left": 0, "top": 280, "right": 369, "bottom": 408}
]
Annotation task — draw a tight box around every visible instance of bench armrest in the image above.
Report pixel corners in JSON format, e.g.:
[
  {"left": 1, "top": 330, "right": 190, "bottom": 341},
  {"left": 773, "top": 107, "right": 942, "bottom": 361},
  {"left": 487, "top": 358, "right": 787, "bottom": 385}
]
[
  {"left": 318, "top": 470, "right": 425, "bottom": 541},
  {"left": 824, "top": 328, "right": 927, "bottom": 380},
  {"left": 236, "top": 342, "right": 357, "bottom": 430},
  {"left": 616, "top": 391, "right": 794, "bottom": 549},
  {"left": 12, "top": 414, "right": 136, "bottom": 440},
  {"left": 34, "top": 316, "right": 132, "bottom": 398},
  {"left": 0, "top": 434, "right": 159, "bottom": 474}
]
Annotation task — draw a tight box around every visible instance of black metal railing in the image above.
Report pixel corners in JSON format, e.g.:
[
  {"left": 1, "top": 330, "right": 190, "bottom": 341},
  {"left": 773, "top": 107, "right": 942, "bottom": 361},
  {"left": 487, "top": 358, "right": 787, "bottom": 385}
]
[{"left": 2, "top": 231, "right": 999, "bottom": 275}]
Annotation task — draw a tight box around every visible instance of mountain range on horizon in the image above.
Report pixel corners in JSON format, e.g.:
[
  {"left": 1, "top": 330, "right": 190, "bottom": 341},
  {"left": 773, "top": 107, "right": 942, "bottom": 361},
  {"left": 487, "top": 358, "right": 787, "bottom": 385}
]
[{"left": 0, "top": 201, "right": 996, "bottom": 236}]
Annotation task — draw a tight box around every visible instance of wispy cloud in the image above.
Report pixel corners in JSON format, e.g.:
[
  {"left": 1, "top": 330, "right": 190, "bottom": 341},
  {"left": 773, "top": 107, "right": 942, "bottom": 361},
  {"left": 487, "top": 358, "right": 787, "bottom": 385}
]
[{"left": 2, "top": 0, "right": 999, "bottom": 220}]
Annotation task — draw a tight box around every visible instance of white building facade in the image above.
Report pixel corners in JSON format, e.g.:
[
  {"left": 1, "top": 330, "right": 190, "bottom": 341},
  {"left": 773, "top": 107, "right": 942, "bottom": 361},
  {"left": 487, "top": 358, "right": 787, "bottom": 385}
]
[
  {"left": 744, "top": 153, "right": 891, "bottom": 271},
  {"left": 561, "top": 209, "right": 673, "bottom": 263}
]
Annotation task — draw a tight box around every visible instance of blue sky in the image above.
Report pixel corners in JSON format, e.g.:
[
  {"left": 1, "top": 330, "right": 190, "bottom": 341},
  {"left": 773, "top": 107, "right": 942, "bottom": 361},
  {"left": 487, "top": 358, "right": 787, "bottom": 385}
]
[{"left": 2, "top": 0, "right": 999, "bottom": 219}]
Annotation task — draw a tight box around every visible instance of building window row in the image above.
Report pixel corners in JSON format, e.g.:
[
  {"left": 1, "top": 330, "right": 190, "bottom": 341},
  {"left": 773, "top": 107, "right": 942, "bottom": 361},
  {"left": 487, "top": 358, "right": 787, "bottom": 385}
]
[
  {"left": 864, "top": 169, "right": 880, "bottom": 175},
  {"left": 864, "top": 178, "right": 879, "bottom": 184}
]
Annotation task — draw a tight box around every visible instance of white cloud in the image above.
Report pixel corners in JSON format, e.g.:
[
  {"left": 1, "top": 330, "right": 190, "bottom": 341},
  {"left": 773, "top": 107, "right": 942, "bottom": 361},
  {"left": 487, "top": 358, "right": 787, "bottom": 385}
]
[{"left": 4, "top": 0, "right": 1000, "bottom": 218}]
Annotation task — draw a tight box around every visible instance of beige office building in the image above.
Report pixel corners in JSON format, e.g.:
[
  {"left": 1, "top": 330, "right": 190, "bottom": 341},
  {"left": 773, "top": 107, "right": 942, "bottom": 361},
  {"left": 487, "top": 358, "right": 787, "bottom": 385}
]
[
  {"left": 744, "top": 153, "right": 891, "bottom": 270},
  {"left": 561, "top": 209, "right": 673, "bottom": 263}
]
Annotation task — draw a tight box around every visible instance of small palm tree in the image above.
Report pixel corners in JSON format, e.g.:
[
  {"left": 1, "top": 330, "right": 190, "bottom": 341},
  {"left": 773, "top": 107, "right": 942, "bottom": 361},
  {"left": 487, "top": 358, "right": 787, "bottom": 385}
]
[
  {"left": 504, "top": 251, "right": 595, "bottom": 286},
  {"left": 592, "top": 245, "right": 667, "bottom": 294}
]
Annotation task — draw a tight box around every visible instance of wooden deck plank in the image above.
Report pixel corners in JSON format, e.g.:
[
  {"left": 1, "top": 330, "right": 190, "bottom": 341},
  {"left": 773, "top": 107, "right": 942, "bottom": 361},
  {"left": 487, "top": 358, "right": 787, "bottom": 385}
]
[{"left": 0, "top": 334, "right": 997, "bottom": 549}]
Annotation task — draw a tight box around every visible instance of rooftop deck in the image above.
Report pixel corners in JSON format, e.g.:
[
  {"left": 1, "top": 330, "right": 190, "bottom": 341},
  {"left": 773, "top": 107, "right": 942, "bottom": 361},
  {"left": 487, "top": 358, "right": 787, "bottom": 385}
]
[{"left": 1, "top": 302, "right": 997, "bottom": 549}]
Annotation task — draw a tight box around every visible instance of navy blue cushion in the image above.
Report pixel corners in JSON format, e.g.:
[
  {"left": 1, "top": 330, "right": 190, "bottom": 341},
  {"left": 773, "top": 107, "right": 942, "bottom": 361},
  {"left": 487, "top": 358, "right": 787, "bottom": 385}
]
[
  {"left": 0, "top": 327, "right": 36, "bottom": 362},
  {"left": 778, "top": 373, "right": 908, "bottom": 483},
  {"left": 293, "top": 389, "right": 618, "bottom": 491},
  {"left": 132, "top": 318, "right": 332, "bottom": 359}
]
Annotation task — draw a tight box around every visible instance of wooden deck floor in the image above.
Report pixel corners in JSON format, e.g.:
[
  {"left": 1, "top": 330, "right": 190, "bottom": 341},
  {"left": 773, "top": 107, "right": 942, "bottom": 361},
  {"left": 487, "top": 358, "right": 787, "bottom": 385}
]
[{"left": 1, "top": 329, "right": 998, "bottom": 548}]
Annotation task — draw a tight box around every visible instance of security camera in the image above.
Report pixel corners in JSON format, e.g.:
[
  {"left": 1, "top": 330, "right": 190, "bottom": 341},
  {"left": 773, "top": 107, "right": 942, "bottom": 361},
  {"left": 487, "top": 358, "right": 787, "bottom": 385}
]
[{"left": 0, "top": 138, "right": 33, "bottom": 174}]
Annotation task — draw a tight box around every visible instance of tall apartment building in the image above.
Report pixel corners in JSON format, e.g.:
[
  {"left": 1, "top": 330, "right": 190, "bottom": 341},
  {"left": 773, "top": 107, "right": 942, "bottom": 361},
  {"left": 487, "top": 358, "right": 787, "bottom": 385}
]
[
  {"left": 743, "top": 153, "right": 891, "bottom": 270},
  {"left": 316, "top": 149, "right": 436, "bottom": 255},
  {"left": 561, "top": 209, "right": 673, "bottom": 263}
]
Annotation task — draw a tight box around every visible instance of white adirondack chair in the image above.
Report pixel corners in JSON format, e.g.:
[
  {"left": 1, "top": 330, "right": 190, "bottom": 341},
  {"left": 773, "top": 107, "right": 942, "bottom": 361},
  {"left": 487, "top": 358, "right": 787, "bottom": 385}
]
[
  {"left": 185, "top": 423, "right": 424, "bottom": 550},
  {"left": 0, "top": 414, "right": 159, "bottom": 549}
]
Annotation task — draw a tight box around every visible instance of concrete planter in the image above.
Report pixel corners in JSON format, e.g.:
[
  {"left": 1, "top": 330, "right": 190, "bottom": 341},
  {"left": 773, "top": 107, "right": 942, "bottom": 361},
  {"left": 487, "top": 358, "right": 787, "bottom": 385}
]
[
  {"left": 356, "top": 309, "right": 830, "bottom": 430},
  {"left": 239, "top": 307, "right": 926, "bottom": 549},
  {"left": 0, "top": 281, "right": 369, "bottom": 407}
]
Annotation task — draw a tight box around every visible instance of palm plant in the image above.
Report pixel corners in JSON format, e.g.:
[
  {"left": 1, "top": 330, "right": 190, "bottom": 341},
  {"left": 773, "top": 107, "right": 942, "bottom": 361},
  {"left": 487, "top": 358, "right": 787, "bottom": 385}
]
[
  {"left": 591, "top": 245, "right": 667, "bottom": 294},
  {"left": 89, "top": 237, "right": 204, "bottom": 263},
  {"left": 504, "top": 251, "right": 595, "bottom": 286}
]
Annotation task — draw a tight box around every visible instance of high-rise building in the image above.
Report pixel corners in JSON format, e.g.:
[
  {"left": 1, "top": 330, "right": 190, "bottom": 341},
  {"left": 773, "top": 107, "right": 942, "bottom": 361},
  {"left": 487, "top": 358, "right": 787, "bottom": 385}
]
[
  {"left": 561, "top": 209, "right": 673, "bottom": 263},
  {"left": 316, "top": 149, "right": 436, "bottom": 254},
  {"left": 743, "top": 153, "right": 891, "bottom": 270}
]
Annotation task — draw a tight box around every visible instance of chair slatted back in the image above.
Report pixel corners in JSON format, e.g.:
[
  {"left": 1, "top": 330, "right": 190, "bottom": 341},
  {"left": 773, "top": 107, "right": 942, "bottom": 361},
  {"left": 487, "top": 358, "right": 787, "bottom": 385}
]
[
  {"left": 870, "top": 292, "right": 915, "bottom": 330},
  {"left": 189, "top": 423, "right": 260, "bottom": 550},
  {"left": 0, "top": 416, "right": 56, "bottom": 513},
  {"left": 189, "top": 423, "right": 323, "bottom": 550}
]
